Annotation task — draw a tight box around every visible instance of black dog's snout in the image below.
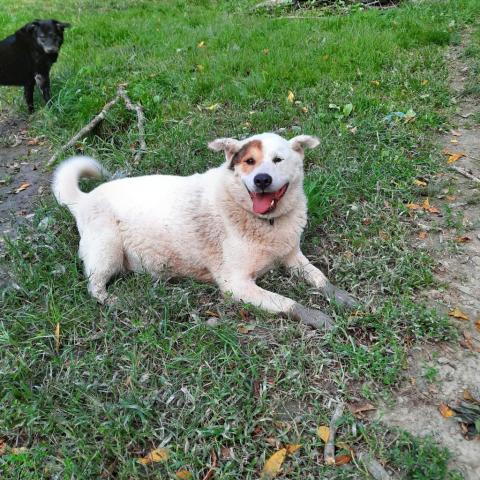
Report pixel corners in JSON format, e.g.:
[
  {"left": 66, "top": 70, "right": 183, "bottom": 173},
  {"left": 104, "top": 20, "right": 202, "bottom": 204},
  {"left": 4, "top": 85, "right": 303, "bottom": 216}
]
[{"left": 254, "top": 173, "right": 272, "bottom": 189}]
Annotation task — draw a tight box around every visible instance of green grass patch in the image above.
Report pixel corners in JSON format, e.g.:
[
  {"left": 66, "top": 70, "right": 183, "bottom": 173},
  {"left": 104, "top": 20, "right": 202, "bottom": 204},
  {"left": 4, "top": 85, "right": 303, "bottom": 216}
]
[{"left": 1, "top": 0, "right": 479, "bottom": 477}]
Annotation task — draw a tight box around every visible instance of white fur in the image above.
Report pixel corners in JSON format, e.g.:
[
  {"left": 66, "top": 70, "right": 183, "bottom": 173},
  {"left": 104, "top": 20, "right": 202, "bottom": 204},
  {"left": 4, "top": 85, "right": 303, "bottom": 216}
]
[{"left": 52, "top": 133, "right": 336, "bottom": 319}]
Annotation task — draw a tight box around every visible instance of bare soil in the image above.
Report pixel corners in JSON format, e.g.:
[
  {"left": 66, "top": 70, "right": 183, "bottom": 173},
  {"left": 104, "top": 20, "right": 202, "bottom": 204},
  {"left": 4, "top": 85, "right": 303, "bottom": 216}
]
[
  {"left": 379, "top": 36, "right": 480, "bottom": 479},
  {"left": 0, "top": 111, "right": 50, "bottom": 288}
]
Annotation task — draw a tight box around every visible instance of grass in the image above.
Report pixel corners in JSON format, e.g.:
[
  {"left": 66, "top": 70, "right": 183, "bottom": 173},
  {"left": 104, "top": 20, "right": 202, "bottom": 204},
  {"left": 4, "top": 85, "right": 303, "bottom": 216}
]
[{"left": 1, "top": 0, "right": 479, "bottom": 478}]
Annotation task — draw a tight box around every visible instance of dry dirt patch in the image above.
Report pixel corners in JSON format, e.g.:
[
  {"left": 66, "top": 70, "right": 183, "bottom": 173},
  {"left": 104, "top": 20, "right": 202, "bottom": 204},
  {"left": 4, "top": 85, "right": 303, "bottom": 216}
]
[
  {"left": 379, "top": 35, "right": 480, "bottom": 479},
  {"left": 0, "top": 112, "right": 50, "bottom": 287}
]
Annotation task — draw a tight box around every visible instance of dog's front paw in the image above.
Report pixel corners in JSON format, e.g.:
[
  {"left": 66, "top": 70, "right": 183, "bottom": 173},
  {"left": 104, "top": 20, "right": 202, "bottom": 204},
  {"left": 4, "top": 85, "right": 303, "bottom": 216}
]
[
  {"left": 289, "top": 303, "right": 334, "bottom": 331},
  {"left": 323, "top": 282, "right": 358, "bottom": 310}
]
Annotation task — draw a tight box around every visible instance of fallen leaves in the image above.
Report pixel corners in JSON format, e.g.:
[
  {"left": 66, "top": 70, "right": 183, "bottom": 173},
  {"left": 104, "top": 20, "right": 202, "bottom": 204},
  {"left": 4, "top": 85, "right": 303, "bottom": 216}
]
[
  {"left": 443, "top": 150, "right": 466, "bottom": 164},
  {"left": 439, "top": 403, "right": 455, "bottom": 418},
  {"left": 418, "top": 230, "right": 428, "bottom": 240},
  {"left": 137, "top": 447, "right": 170, "bottom": 465},
  {"left": 261, "top": 448, "right": 287, "bottom": 479},
  {"left": 334, "top": 454, "right": 352, "bottom": 466},
  {"left": 455, "top": 235, "right": 471, "bottom": 243},
  {"left": 285, "top": 444, "right": 301, "bottom": 455},
  {"left": 197, "top": 41, "right": 206, "bottom": 48},
  {"left": 475, "top": 320, "right": 480, "bottom": 333},
  {"left": 55, "top": 322, "right": 60, "bottom": 352},
  {"left": 406, "top": 198, "right": 440, "bottom": 215},
  {"left": 176, "top": 470, "right": 193, "bottom": 480},
  {"left": 287, "top": 90, "right": 295, "bottom": 103},
  {"left": 260, "top": 444, "right": 302, "bottom": 478},
  {"left": 413, "top": 179, "right": 428, "bottom": 187},
  {"left": 316, "top": 426, "right": 330, "bottom": 443},
  {"left": 348, "top": 402, "right": 376, "bottom": 418},
  {"left": 14, "top": 182, "right": 31, "bottom": 194},
  {"left": 448, "top": 308, "right": 469, "bottom": 321}
]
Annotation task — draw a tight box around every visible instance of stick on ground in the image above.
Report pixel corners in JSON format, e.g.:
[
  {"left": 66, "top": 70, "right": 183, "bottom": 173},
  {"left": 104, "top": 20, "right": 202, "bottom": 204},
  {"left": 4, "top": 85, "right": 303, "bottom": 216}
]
[
  {"left": 357, "top": 452, "right": 392, "bottom": 480},
  {"left": 47, "top": 85, "right": 147, "bottom": 167},
  {"left": 47, "top": 95, "right": 120, "bottom": 167},
  {"left": 324, "top": 402, "right": 344, "bottom": 465},
  {"left": 450, "top": 165, "right": 480, "bottom": 185},
  {"left": 118, "top": 85, "right": 147, "bottom": 164}
]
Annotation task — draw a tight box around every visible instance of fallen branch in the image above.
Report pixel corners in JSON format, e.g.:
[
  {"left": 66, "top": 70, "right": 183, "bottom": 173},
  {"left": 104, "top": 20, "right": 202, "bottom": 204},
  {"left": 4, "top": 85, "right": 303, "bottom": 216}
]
[
  {"left": 47, "top": 85, "right": 147, "bottom": 167},
  {"left": 357, "top": 452, "right": 392, "bottom": 480},
  {"left": 118, "top": 85, "right": 147, "bottom": 164},
  {"left": 450, "top": 165, "right": 480, "bottom": 185},
  {"left": 324, "top": 402, "right": 344, "bottom": 465},
  {"left": 47, "top": 95, "right": 120, "bottom": 166}
]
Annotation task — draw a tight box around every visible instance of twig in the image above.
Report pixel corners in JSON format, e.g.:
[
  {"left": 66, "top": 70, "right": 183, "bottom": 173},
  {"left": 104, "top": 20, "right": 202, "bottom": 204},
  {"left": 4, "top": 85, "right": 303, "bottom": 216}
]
[
  {"left": 118, "top": 85, "right": 147, "bottom": 164},
  {"left": 47, "top": 85, "right": 147, "bottom": 167},
  {"left": 450, "top": 165, "right": 480, "bottom": 185},
  {"left": 47, "top": 95, "right": 120, "bottom": 166},
  {"left": 324, "top": 401, "right": 344, "bottom": 465},
  {"left": 357, "top": 452, "right": 392, "bottom": 480}
]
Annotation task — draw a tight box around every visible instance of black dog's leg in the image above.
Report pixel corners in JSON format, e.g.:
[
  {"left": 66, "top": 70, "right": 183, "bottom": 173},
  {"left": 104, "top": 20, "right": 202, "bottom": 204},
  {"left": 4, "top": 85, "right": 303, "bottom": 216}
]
[
  {"left": 24, "top": 81, "right": 35, "bottom": 113},
  {"left": 35, "top": 74, "right": 51, "bottom": 106}
]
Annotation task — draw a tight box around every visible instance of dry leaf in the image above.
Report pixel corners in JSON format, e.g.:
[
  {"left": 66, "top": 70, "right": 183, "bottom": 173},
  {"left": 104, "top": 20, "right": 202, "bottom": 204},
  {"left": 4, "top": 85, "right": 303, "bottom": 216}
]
[
  {"left": 406, "top": 203, "right": 421, "bottom": 210},
  {"left": 137, "top": 447, "right": 170, "bottom": 465},
  {"left": 475, "top": 320, "right": 480, "bottom": 333},
  {"left": 460, "top": 331, "right": 474, "bottom": 351},
  {"left": 439, "top": 403, "right": 455, "bottom": 418},
  {"left": 206, "top": 103, "right": 219, "bottom": 111},
  {"left": 449, "top": 308, "right": 469, "bottom": 321},
  {"left": 263, "top": 48, "right": 270, "bottom": 55},
  {"left": 220, "top": 446, "right": 232, "bottom": 459},
  {"left": 0, "top": 439, "right": 6, "bottom": 456},
  {"left": 261, "top": 448, "right": 286, "bottom": 479},
  {"left": 455, "top": 235, "right": 471, "bottom": 243},
  {"left": 414, "top": 179, "right": 427, "bottom": 186},
  {"left": 286, "top": 444, "right": 301, "bottom": 455},
  {"left": 317, "top": 425, "right": 330, "bottom": 443},
  {"left": 370, "top": 80, "right": 380, "bottom": 86},
  {"left": 176, "top": 470, "right": 193, "bottom": 480},
  {"left": 335, "top": 454, "right": 352, "bottom": 466},
  {"left": 451, "top": 130, "right": 462, "bottom": 137},
  {"left": 422, "top": 198, "right": 440, "bottom": 214},
  {"left": 197, "top": 41, "right": 205, "bottom": 48},
  {"left": 349, "top": 402, "right": 376, "bottom": 415},
  {"left": 196, "top": 64, "right": 204, "bottom": 72},
  {"left": 55, "top": 322, "right": 60, "bottom": 352},
  {"left": 450, "top": 139, "right": 459, "bottom": 144},
  {"left": 421, "top": 79, "right": 429, "bottom": 85},
  {"left": 287, "top": 91, "right": 295, "bottom": 103},
  {"left": 446, "top": 195, "right": 456, "bottom": 201},
  {"left": 447, "top": 152, "right": 466, "bottom": 164},
  {"left": 463, "top": 389, "right": 477, "bottom": 402},
  {"left": 238, "top": 324, "right": 255, "bottom": 334},
  {"left": 301, "top": 106, "right": 308, "bottom": 113},
  {"left": 14, "top": 182, "right": 31, "bottom": 194},
  {"left": 422, "top": 198, "right": 430, "bottom": 210},
  {"left": 11, "top": 447, "right": 28, "bottom": 455},
  {"left": 418, "top": 231, "right": 428, "bottom": 239}
]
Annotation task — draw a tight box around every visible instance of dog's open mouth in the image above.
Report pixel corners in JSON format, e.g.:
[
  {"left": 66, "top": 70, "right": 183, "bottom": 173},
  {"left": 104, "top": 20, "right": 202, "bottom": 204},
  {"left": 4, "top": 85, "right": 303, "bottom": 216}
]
[{"left": 249, "top": 183, "right": 289, "bottom": 215}]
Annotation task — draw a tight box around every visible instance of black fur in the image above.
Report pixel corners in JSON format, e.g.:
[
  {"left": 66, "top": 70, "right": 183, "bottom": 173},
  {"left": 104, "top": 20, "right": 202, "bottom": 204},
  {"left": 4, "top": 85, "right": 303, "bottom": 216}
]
[{"left": 0, "top": 19, "right": 71, "bottom": 113}]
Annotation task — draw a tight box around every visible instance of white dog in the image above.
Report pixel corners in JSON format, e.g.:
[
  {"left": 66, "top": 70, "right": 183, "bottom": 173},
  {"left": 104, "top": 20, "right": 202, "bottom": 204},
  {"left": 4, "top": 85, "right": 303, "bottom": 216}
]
[{"left": 53, "top": 132, "right": 356, "bottom": 329}]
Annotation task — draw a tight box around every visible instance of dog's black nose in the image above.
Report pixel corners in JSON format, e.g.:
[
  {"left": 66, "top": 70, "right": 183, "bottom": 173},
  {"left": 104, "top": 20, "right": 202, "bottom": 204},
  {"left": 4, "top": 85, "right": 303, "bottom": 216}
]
[{"left": 254, "top": 173, "right": 272, "bottom": 190}]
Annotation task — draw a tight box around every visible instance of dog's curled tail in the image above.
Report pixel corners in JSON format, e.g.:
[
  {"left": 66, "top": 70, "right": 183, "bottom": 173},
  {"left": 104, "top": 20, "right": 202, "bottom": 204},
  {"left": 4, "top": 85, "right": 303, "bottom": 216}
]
[{"left": 52, "top": 156, "right": 106, "bottom": 207}]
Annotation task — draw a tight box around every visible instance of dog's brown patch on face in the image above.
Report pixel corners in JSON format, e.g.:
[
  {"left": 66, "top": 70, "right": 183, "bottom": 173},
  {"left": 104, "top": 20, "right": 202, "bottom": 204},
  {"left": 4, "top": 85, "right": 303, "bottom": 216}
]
[{"left": 230, "top": 140, "right": 263, "bottom": 173}]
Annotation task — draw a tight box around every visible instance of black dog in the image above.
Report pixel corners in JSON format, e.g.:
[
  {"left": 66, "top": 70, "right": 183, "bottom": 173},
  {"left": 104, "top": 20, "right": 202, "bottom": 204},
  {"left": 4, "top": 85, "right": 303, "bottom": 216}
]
[{"left": 0, "top": 19, "right": 70, "bottom": 113}]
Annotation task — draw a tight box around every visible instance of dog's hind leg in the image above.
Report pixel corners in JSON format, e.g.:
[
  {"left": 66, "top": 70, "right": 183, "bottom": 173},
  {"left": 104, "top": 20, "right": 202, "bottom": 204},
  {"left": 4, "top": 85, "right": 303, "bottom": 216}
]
[
  {"left": 24, "top": 81, "right": 35, "bottom": 113},
  {"left": 79, "top": 224, "right": 124, "bottom": 304},
  {"left": 35, "top": 73, "right": 51, "bottom": 105}
]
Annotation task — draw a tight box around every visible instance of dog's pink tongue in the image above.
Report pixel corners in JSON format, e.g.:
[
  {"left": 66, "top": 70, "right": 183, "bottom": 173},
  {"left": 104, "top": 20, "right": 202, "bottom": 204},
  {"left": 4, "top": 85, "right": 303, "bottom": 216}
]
[{"left": 251, "top": 192, "right": 275, "bottom": 214}]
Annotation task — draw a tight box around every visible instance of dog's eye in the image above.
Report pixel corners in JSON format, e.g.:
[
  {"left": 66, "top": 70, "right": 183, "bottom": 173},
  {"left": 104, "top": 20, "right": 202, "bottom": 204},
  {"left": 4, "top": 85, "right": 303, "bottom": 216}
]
[
  {"left": 273, "top": 157, "right": 283, "bottom": 164},
  {"left": 245, "top": 158, "right": 255, "bottom": 165}
]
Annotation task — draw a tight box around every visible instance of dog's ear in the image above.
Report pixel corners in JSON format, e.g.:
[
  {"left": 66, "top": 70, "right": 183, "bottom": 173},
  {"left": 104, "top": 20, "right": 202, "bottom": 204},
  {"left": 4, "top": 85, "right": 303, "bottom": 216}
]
[
  {"left": 21, "top": 20, "right": 40, "bottom": 34},
  {"left": 289, "top": 135, "right": 320, "bottom": 153},
  {"left": 208, "top": 137, "right": 242, "bottom": 162},
  {"left": 53, "top": 20, "right": 71, "bottom": 30}
]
